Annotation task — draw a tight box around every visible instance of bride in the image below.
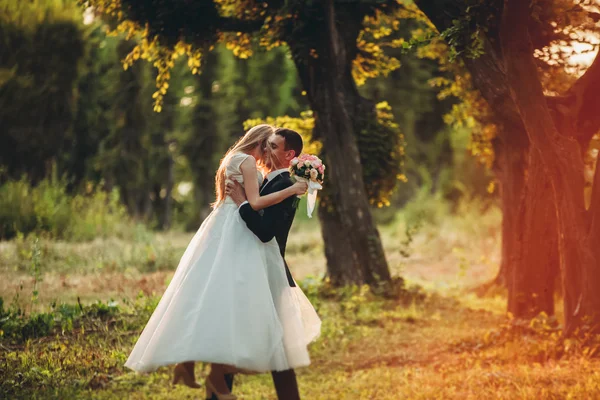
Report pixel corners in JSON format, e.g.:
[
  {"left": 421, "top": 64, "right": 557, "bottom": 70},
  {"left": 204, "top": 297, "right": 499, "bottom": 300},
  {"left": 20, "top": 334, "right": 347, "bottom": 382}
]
[{"left": 124, "top": 124, "right": 321, "bottom": 399}]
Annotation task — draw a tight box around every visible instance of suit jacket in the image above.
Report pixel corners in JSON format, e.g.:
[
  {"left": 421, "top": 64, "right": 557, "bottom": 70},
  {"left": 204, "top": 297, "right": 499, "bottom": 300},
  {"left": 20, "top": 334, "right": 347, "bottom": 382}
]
[{"left": 238, "top": 171, "right": 297, "bottom": 287}]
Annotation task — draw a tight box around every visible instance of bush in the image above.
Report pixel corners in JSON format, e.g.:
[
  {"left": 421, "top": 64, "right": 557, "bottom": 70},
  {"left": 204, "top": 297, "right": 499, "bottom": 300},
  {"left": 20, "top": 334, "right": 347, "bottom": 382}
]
[
  {"left": 0, "top": 296, "right": 124, "bottom": 343},
  {"left": 0, "top": 175, "right": 135, "bottom": 241}
]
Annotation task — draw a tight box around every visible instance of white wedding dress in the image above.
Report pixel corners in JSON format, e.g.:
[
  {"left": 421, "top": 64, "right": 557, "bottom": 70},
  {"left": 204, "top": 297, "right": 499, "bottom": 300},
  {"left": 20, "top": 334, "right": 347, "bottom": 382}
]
[{"left": 125, "top": 152, "right": 321, "bottom": 373}]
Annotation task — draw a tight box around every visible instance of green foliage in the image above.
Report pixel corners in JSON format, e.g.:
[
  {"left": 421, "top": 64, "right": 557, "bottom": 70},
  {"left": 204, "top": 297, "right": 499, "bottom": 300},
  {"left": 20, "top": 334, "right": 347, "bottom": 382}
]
[
  {"left": 398, "top": 212, "right": 424, "bottom": 259},
  {"left": 67, "top": 24, "right": 122, "bottom": 186},
  {"left": 0, "top": 0, "right": 87, "bottom": 182},
  {"left": 82, "top": 0, "right": 403, "bottom": 109},
  {"left": 360, "top": 20, "right": 452, "bottom": 207},
  {"left": 391, "top": 7, "right": 498, "bottom": 171},
  {"left": 29, "top": 237, "right": 43, "bottom": 304},
  {"left": 0, "top": 296, "right": 121, "bottom": 342},
  {"left": 356, "top": 101, "right": 407, "bottom": 207},
  {"left": 437, "top": 2, "right": 500, "bottom": 62},
  {"left": 1, "top": 1, "right": 208, "bottom": 229},
  {"left": 0, "top": 174, "right": 131, "bottom": 241}
]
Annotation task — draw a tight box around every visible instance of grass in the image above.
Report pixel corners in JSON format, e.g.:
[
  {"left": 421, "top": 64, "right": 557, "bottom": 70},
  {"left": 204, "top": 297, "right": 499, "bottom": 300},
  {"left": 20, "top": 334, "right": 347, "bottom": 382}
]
[
  {"left": 3, "top": 284, "right": 600, "bottom": 399},
  {"left": 3, "top": 198, "right": 600, "bottom": 399}
]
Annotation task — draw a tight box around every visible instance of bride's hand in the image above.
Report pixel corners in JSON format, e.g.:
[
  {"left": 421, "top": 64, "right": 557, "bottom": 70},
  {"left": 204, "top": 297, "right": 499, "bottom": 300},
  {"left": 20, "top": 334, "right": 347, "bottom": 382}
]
[{"left": 292, "top": 181, "right": 308, "bottom": 195}]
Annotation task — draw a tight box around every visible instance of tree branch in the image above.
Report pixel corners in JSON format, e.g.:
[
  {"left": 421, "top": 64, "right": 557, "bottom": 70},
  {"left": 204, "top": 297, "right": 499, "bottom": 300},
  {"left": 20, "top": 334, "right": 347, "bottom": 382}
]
[
  {"left": 585, "top": 11, "right": 600, "bottom": 23},
  {"left": 546, "top": 50, "right": 600, "bottom": 148},
  {"left": 568, "top": 50, "right": 600, "bottom": 143}
]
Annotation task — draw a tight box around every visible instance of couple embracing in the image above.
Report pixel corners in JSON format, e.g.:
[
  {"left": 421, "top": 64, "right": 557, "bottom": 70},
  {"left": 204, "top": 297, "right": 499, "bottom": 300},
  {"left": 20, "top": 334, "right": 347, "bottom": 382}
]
[{"left": 125, "top": 125, "right": 322, "bottom": 400}]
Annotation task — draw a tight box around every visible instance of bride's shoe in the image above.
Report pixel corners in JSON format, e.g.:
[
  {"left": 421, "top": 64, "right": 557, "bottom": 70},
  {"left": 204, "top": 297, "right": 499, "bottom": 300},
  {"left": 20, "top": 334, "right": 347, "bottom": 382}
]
[
  {"left": 205, "top": 378, "right": 237, "bottom": 400},
  {"left": 172, "top": 363, "right": 201, "bottom": 389}
]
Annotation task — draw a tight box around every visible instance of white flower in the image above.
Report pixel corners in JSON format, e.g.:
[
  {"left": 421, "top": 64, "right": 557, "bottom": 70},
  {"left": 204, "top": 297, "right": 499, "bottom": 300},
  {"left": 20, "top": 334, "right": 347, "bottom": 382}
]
[
  {"left": 291, "top": 158, "right": 299, "bottom": 166},
  {"left": 310, "top": 169, "right": 318, "bottom": 181},
  {"left": 304, "top": 160, "right": 311, "bottom": 167}
]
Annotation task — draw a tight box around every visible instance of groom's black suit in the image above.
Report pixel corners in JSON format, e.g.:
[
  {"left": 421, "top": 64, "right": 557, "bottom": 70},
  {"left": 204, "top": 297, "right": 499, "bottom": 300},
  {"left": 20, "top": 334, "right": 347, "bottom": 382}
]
[
  {"left": 239, "top": 171, "right": 297, "bottom": 287},
  {"left": 237, "top": 170, "right": 301, "bottom": 400}
]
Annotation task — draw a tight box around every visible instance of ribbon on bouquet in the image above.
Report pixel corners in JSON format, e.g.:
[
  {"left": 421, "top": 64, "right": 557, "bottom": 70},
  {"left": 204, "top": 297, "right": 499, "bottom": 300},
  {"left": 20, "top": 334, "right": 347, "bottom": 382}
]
[{"left": 294, "top": 177, "right": 322, "bottom": 218}]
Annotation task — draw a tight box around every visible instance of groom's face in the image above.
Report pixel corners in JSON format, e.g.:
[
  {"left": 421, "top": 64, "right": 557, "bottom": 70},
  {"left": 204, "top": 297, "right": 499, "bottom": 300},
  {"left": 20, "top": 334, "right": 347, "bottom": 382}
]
[{"left": 266, "top": 133, "right": 293, "bottom": 170}]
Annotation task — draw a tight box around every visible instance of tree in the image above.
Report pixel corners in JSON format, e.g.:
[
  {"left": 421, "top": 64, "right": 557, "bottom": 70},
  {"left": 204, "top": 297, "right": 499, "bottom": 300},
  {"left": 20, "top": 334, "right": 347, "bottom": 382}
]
[
  {"left": 0, "top": 0, "right": 86, "bottom": 183},
  {"left": 92, "top": 36, "right": 184, "bottom": 228},
  {"left": 82, "top": 0, "right": 409, "bottom": 287},
  {"left": 501, "top": 0, "right": 600, "bottom": 334},
  {"left": 67, "top": 24, "right": 117, "bottom": 189},
  {"left": 415, "top": 0, "right": 600, "bottom": 333}
]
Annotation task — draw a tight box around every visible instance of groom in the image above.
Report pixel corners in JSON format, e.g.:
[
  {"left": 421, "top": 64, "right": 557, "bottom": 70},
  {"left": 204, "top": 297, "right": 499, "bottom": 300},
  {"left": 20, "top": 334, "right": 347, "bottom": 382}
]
[{"left": 225, "top": 127, "right": 304, "bottom": 400}]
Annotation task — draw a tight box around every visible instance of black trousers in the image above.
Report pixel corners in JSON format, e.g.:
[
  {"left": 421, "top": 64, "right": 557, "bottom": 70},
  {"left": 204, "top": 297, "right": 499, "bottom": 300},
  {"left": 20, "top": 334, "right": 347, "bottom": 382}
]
[
  {"left": 272, "top": 369, "right": 300, "bottom": 400},
  {"left": 209, "top": 370, "right": 300, "bottom": 400}
]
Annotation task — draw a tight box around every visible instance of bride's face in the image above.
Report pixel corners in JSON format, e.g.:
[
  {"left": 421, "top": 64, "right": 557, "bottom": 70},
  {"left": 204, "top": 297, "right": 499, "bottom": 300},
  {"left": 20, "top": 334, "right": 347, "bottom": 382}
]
[{"left": 250, "top": 141, "right": 269, "bottom": 167}]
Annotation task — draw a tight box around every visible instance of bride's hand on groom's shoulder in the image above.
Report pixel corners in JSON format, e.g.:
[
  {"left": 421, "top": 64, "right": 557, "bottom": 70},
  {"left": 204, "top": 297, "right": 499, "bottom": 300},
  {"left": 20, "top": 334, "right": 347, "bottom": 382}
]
[{"left": 226, "top": 179, "right": 247, "bottom": 206}]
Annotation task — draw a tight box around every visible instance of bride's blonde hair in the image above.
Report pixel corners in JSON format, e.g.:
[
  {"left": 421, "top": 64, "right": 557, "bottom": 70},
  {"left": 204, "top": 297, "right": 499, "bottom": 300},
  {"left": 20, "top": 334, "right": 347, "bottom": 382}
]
[{"left": 213, "top": 124, "right": 274, "bottom": 208}]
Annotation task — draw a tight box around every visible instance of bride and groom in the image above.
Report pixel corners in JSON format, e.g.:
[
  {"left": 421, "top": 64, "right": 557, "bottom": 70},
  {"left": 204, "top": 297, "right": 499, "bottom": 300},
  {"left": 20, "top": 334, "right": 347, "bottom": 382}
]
[{"left": 125, "top": 124, "right": 322, "bottom": 399}]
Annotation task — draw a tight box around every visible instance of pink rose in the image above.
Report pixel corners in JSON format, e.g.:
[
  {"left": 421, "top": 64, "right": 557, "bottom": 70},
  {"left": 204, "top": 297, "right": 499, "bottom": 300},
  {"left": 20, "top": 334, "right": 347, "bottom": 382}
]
[
  {"left": 318, "top": 165, "right": 324, "bottom": 174},
  {"left": 311, "top": 160, "right": 322, "bottom": 169}
]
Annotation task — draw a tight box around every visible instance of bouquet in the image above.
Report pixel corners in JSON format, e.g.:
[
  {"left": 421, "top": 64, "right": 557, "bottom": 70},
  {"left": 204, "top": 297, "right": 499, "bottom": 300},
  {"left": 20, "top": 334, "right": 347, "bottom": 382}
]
[{"left": 289, "top": 154, "right": 326, "bottom": 218}]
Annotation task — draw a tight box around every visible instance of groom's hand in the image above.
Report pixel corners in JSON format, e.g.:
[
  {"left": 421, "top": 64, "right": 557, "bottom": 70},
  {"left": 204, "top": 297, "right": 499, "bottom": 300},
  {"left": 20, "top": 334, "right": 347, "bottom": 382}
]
[{"left": 226, "top": 180, "right": 247, "bottom": 206}]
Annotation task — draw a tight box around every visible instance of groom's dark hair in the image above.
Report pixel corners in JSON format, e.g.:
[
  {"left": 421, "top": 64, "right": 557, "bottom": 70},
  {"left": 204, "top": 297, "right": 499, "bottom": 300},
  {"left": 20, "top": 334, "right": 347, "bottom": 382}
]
[{"left": 275, "top": 127, "right": 303, "bottom": 158}]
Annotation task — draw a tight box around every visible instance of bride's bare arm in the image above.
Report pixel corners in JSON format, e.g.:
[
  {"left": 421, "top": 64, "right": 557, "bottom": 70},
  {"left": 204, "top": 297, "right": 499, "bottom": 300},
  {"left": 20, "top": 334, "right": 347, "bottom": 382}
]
[{"left": 240, "top": 156, "right": 306, "bottom": 211}]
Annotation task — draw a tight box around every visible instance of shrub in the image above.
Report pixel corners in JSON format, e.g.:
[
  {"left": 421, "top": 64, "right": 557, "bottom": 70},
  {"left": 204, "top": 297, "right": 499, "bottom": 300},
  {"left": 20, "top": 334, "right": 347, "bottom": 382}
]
[{"left": 0, "top": 175, "right": 134, "bottom": 241}]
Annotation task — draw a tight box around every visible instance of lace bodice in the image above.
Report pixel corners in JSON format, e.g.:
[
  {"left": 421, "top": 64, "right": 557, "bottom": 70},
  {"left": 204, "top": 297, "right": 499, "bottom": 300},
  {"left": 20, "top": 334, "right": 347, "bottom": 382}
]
[{"left": 226, "top": 152, "right": 262, "bottom": 187}]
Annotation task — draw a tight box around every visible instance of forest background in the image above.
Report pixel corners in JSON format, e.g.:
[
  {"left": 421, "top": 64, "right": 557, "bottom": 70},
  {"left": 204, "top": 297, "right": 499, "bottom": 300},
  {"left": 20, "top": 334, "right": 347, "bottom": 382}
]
[{"left": 2, "top": 1, "right": 600, "bottom": 398}]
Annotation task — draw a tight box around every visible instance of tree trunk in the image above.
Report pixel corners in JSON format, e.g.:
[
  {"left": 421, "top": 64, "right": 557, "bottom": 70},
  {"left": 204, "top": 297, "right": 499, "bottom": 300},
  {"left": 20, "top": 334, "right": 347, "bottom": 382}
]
[
  {"left": 508, "top": 148, "right": 558, "bottom": 318},
  {"left": 492, "top": 125, "right": 528, "bottom": 288},
  {"left": 415, "top": 2, "right": 562, "bottom": 317},
  {"left": 318, "top": 203, "right": 364, "bottom": 284},
  {"left": 501, "top": 0, "right": 600, "bottom": 334},
  {"left": 492, "top": 122, "right": 559, "bottom": 318},
  {"left": 286, "top": 1, "right": 391, "bottom": 286}
]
